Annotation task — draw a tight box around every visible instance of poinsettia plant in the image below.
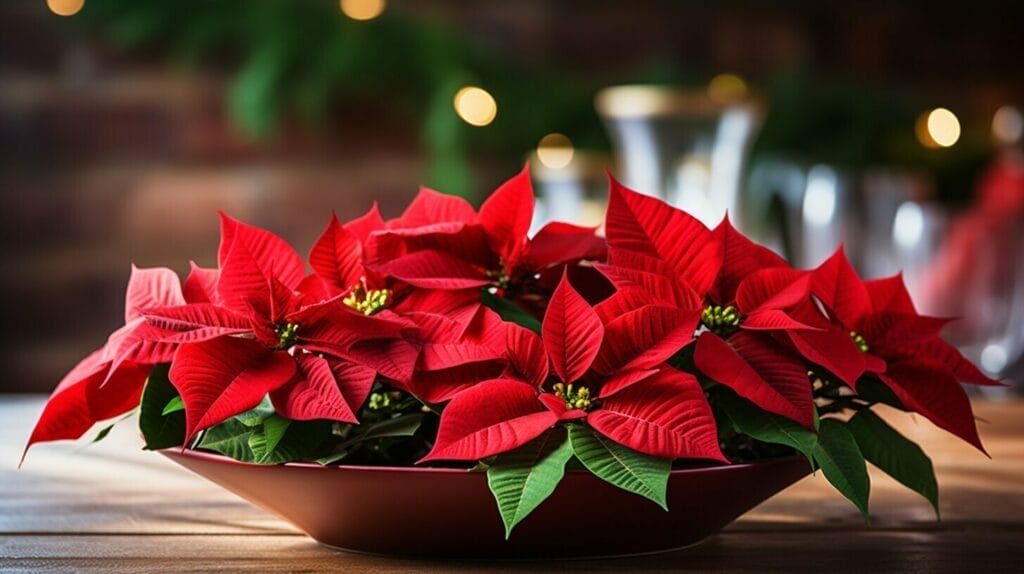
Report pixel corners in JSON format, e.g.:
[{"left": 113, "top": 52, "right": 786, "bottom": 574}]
[{"left": 25, "top": 167, "right": 999, "bottom": 538}]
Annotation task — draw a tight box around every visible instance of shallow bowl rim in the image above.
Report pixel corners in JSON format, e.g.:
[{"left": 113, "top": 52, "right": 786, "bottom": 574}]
[{"left": 163, "top": 447, "right": 805, "bottom": 476}]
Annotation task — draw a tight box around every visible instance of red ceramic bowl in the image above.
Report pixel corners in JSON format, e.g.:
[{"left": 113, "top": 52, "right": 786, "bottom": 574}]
[{"left": 162, "top": 449, "right": 808, "bottom": 559}]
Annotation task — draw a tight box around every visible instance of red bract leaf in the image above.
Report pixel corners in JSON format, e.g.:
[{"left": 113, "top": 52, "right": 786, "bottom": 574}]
[
  {"left": 607, "top": 247, "right": 680, "bottom": 286},
  {"left": 405, "top": 311, "right": 472, "bottom": 344},
  {"left": 182, "top": 262, "right": 220, "bottom": 304},
  {"left": 293, "top": 302, "right": 411, "bottom": 349},
  {"left": 169, "top": 337, "right": 298, "bottom": 440},
  {"left": 695, "top": 332, "right": 816, "bottom": 429},
  {"left": 712, "top": 216, "right": 788, "bottom": 303},
  {"left": 735, "top": 267, "right": 810, "bottom": 313},
  {"left": 25, "top": 370, "right": 100, "bottom": 453},
  {"left": 102, "top": 321, "right": 177, "bottom": 378},
  {"left": 893, "top": 338, "right": 1002, "bottom": 386},
  {"left": 787, "top": 327, "right": 871, "bottom": 385},
  {"left": 216, "top": 213, "right": 306, "bottom": 312},
  {"left": 812, "top": 248, "right": 871, "bottom": 326},
  {"left": 861, "top": 313, "right": 952, "bottom": 348},
  {"left": 87, "top": 361, "right": 149, "bottom": 421},
  {"left": 504, "top": 323, "right": 549, "bottom": 387},
  {"left": 597, "top": 368, "right": 659, "bottom": 399},
  {"left": 344, "top": 203, "right": 386, "bottom": 244},
  {"left": 478, "top": 165, "right": 534, "bottom": 263},
  {"left": 308, "top": 213, "right": 364, "bottom": 293},
  {"left": 271, "top": 354, "right": 375, "bottom": 423},
  {"left": 524, "top": 222, "right": 607, "bottom": 269},
  {"left": 742, "top": 309, "right": 817, "bottom": 331},
  {"left": 394, "top": 289, "right": 481, "bottom": 324},
  {"left": 402, "top": 361, "right": 507, "bottom": 404},
  {"left": 219, "top": 213, "right": 306, "bottom": 288},
  {"left": 589, "top": 369, "right": 726, "bottom": 461},
  {"left": 594, "top": 262, "right": 695, "bottom": 309},
  {"left": 605, "top": 176, "right": 723, "bottom": 295},
  {"left": 418, "top": 340, "right": 505, "bottom": 372},
  {"left": 124, "top": 265, "right": 185, "bottom": 323},
  {"left": 394, "top": 188, "right": 477, "bottom": 228},
  {"left": 24, "top": 351, "right": 147, "bottom": 457},
  {"left": 593, "top": 305, "right": 699, "bottom": 374},
  {"left": 538, "top": 392, "right": 588, "bottom": 421},
  {"left": 863, "top": 273, "right": 917, "bottom": 315},
  {"left": 878, "top": 361, "right": 987, "bottom": 454},
  {"left": 375, "top": 249, "right": 490, "bottom": 289},
  {"left": 141, "top": 304, "right": 250, "bottom": 343},
  {"left": 295, "top": 274, "right": 331, "bottom": 307},
  {"left": 446, "top": 305, "right": 509, "bottom": 352},
  {"left": 593, "top": 287, "right": 667, "bottom": 323},
  {"left": 343, "top": 338, "right": 420, "bottom": 383},
  {"left": 542, "top": 274, "right": 604, "bottom": 383},
  {"left": 420, "top": 379, "right": 557, "bottom": 462}
]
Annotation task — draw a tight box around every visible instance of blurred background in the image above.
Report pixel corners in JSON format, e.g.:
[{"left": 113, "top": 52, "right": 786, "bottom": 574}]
[{"left": 2, "top": 0, "right": 1022, "bottom": 393}]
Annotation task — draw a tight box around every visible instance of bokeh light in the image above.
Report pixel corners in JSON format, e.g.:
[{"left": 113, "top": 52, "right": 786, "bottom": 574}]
[
  {"left": 707, "top": 73, "right": 748, "bottom": 104},
  {"left": 536, "top": 133, "right": 575, "bottom": 169},
  {"left": 47, "top": 0, "right": 85, "bottom": 17},
  {"left": 340, "top": 0, "right": 385, "bottom": 21},
  {"left": 453, "top": 86, "right": 497, "bottom": 127},
  {"left": 992, "top": 105, "right": 1023, "bottom": 145},
  {"left": 916, "top": 107, "right": 961, "bottom": 148}
]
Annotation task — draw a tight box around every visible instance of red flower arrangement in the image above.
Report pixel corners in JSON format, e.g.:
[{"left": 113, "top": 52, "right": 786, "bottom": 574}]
[{"left": 25, "top": 167, "right": 998, "bottom": 537}]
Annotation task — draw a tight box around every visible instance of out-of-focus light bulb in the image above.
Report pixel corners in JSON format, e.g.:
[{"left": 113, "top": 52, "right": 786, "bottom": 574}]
[
  {"left": 893, "top": 201, "right": 925, "bottom": 249},
  {"left": 708, "top": 73, "right": 748, "bottom": 104},
  {"left": 536, "top": 133, "right": 574, "bottom": 169},
  {"left": 47, "top": 0, "right": 85, "bottom": 16},
  {"left": 802, "top": 167, "right": 838, "bottom": 227},
  {"left": 340, "top": 0, "right": 385, "bottom": 21},
  {"left": 454, "top": 86, "right": 497, "bottom": 127},
  {"left": 917, "top": 107, "right": 961, "bottom": 148},
  {"left": 992, "top": 105, "right": 1023, "bottom": 145},
  {"left": 980, "top": 343, "right": 1008, "bottom": 375}
]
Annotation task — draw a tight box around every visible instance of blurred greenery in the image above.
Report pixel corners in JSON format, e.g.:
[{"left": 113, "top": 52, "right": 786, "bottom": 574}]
[
  {"left": 69, "top": 0, "right": 992, "bottom": 203},
  {"left": 753, "top": 72, "right": 991, "bottom": 203},
  {"left": 72, "top": 0, "right": 609, "bottom": 199}
]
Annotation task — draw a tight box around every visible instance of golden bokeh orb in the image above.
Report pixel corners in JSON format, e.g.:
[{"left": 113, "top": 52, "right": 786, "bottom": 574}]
[
  {"left": 453, "top": 86, "right": 497, "bottom": 127},
  {"left": 340, "top": 0, "right": 386, "bottom": 21}
]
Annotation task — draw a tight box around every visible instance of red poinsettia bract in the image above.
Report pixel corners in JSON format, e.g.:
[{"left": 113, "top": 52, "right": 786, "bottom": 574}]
[
  {"left": 792, "top": 249, "right": 1001, "bottom": 452},
  {"left": 421, "top": 273, "right": 725, "bottom": 463},
  {"left": 140, "top": 215, "right": 418, "bottom": 442},
  {"left": 599, "top": 177, "right": 821, "bottom": 429},
  {"left": 23, "top": 265, "right": 195, "bottom": 459},
  {"left": 367, "top": 166, "right": 606, "bottom": 304}
]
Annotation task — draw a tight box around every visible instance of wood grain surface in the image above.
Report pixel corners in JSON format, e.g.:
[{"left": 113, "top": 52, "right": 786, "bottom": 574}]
[{"left": 2, "top": 395, "right": 1022, "bottom": 573}]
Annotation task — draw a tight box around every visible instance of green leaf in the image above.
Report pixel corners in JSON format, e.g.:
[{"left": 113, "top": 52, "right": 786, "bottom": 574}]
[
  {"left": 717, "top": 390, "right": 819, "bottom": 462},
  {"left": 481, "top": 290, "right": 542, "bottom": 334},
  {"left": 162, "top": 396, "right": 185, "bottom": 416},
  {"left": 198, "top": 418, "right": 256, "bottom": 461},
  {"left": 251, "top": 419, "right": 332, "bottom": 465},
  {"left": 487, "top": 427, "right": 574, "bottom": 539},
  {"left": 200, "top": 416, "right": 333, "bottom": 465},
  {"left": 138, "top": 364, "right": 186, "bottom": 450},
  {"left": 248, "top": 414, "right": 291, "bottom": 463},
  {"left": 847, "top": 409, "right": 939, "bottom": 516},
  {"left": 813, "top": 419, "right": 871, "bottom": 523},
  {"left": 228, "top": 44, "right": 287, "bottom": 138},
  {"left": 855, "top": 378, "right": 905, "bottom": 410},
  {"left": 90, "top": 410, "right": 136, "bottom": 445},
  {"left": 315, "top": 414, "right": 425, "bottom": 465},
  {"left": 568, "top": 424, "right": 670, "bottom": 510},
  {"left": 92, "top": 424, "right": 115, "bottom": 444},
  {"left": 234, "top": 395, "right": 275, "bottom": 427}
]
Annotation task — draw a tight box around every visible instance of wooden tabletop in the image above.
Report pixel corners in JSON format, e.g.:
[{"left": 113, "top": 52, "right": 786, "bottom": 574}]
[{"left": 2, "top": 395, "right": 1022, "bottom": 573}]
